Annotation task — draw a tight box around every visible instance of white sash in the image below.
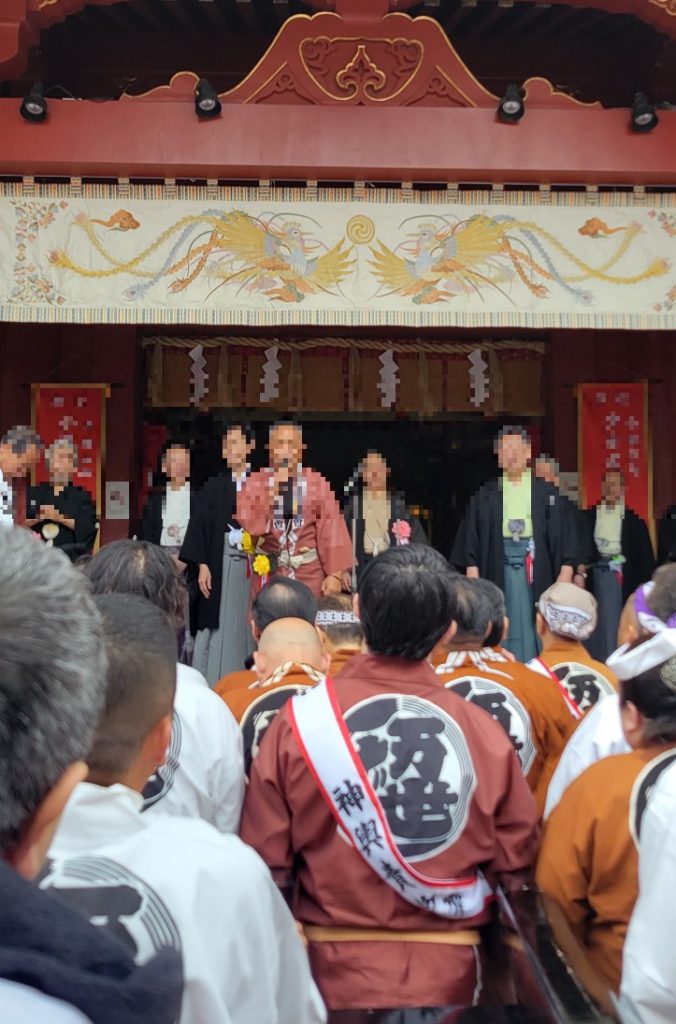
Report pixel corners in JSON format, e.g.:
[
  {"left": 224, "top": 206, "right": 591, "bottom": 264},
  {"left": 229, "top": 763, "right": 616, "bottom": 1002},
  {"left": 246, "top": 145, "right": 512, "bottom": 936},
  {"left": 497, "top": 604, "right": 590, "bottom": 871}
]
[{"left": 289, "top": 678, "right": 493, "bottom": 920}]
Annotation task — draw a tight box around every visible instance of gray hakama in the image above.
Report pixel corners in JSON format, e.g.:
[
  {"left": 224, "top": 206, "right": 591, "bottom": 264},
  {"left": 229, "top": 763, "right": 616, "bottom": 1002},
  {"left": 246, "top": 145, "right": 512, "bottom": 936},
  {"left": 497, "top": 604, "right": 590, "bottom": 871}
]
[
  {"left": 586, "top": 559, "right": 624, "bottom": 663},
  {"left": 193, "top": 542, "right": 253, "bottom": 687},
  {"left": 502, "top": 538, "right": 539, "bottom": 663}
]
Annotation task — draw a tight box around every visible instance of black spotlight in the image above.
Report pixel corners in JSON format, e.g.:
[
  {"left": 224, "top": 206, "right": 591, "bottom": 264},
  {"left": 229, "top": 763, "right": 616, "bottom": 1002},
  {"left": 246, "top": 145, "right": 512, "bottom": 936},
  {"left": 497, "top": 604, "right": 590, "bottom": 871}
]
[
  {"left": 631, "top": 92, "right": 658, "bottom": 133},
  {"left": 20, "top": 81, "right": 48, "bottom": 123},
  {"left": 195, "top": 78, "right": 221, "bottom": 120},
  {"left": 498, "top": 84, "right": 525, "bottom": 123}
]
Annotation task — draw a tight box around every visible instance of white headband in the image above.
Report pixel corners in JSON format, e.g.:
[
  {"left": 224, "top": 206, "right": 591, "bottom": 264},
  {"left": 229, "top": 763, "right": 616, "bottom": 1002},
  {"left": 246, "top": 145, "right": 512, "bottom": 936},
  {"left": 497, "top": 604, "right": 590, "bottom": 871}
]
[
  {"left": 607, "top": 628, "right": 676, "bottom": 682},
  {"left": 316, "top": 610, "right": 359, "bottom": 626}
]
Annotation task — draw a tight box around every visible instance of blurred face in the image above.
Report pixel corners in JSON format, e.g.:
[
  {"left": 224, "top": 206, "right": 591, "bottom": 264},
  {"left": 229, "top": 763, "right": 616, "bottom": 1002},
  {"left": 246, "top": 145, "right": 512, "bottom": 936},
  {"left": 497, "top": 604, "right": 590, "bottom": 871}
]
[
  {"left": 535, "top": 459, "right": 556, "bottom": 485},
  {"left": 602, "top": 471, "right": 624, "bottom": 506},
  {"left": 268, "top": 425, "right": 304, "bottom": 471},
  {"left": 163, "top": 445, "right": 190, "bottom": 482},
  {"left": 16, "top": 443, "right": 40, "bottom": 478},
  {"left": 497, "top": 433, "right": 531, "bottom": 475},
  {"left": 50, "top": 444, "right": 75, "bottom": 483},
  {"left": 222, "top": 427, "right": 253, "bottom": 471},
  {"left": 0, "top": 444, "right": 22, "bottom": 478},
  {"left": 361, "top": 453, "right": 389, "bottom": 492}
]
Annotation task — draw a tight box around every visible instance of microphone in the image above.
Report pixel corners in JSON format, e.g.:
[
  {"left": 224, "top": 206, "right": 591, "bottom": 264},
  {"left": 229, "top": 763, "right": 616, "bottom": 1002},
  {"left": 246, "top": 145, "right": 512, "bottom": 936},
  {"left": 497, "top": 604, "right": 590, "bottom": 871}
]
[
  {"left": 343, "top": 465, "right": 362, "bottom": 498},
  {"left": 278, "top": 458, "right": 293, "bottom": 521}
]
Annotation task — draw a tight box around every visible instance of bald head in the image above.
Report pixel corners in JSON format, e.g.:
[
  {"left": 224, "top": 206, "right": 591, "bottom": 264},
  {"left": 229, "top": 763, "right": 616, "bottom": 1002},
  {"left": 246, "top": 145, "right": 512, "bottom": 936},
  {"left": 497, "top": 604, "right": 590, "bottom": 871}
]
[{"left": 253, "top": 617, "right": 328, "bottom": 681}]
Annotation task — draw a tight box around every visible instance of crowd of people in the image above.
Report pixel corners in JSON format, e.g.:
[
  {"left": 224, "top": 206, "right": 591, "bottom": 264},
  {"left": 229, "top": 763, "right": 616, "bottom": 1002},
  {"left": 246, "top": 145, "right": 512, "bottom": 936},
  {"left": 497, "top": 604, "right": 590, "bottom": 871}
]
[{"left": 0, "top": 417, "right": 675, "bottom": 1023}]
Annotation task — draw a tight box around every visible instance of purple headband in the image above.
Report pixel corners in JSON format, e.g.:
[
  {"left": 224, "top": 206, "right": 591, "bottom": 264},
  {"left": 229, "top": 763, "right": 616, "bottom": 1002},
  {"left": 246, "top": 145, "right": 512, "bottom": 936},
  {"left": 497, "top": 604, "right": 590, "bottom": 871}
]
[{"left": 634, "top": 582, "right": 676, "bottom": 633}]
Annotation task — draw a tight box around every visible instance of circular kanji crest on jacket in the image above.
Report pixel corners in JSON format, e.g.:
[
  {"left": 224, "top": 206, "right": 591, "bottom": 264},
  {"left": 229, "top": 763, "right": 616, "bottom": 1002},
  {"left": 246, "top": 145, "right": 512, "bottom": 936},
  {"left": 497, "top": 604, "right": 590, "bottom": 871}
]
[
  {"left": 344, "top": 694, "right": 477, "bottom": 862},
  {"left": 444, "top": 675, "right": 536, "bottom": 776},
  {"left": 241, "top": 685, "right": 309, "bottom": 774},
  {"left": 39, "top": 856, "right": 182, "bottom": 964},
  {"left": 629, "top": 749, "right": 676, "bottom": 846},
  {"left": 550, "top": 661, "right": 615, "bottom": 714},
  {"left": 142, "top": 710, "right": 181, "bottom": 810}
]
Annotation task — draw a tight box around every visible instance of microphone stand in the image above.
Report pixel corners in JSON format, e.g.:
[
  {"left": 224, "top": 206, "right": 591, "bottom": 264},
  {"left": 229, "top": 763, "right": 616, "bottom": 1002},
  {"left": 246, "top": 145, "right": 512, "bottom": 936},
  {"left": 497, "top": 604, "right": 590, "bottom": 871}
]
[{"left": 344, "top": 468, "right": 361, "bottom": 593}]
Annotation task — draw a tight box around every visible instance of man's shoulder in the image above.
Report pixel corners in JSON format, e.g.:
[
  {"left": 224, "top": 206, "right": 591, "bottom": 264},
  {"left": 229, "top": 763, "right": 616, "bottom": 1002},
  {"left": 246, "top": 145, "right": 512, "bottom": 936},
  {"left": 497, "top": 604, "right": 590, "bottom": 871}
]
[
  {"left": 176, "top": 666, "right": 239, "bottom": 727},
  {"left": 214, "top": 669, "right": 257, "bottom": 698},
  {"left": 0, "top": 981, "right": 92, "bottom": 1024}
]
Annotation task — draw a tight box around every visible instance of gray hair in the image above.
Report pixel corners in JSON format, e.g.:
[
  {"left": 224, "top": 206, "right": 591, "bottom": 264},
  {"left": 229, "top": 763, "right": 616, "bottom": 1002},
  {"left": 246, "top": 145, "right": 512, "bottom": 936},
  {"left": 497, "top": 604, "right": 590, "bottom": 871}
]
[
  {"left": 0, "top": 528, "right": 107, "bottom": 853},
  {"left": 0, "top": 425, "right": 42, "bottom": 454},
  {"left": 45, "top": 435, "right": 79, "bottom": 469}
]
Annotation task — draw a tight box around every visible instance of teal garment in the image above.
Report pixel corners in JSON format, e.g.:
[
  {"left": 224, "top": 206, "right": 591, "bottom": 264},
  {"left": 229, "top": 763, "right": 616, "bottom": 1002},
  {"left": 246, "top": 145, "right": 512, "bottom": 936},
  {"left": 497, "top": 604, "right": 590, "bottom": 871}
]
[{"left": 502, "top": 538, "right": 539, "bottom": 663}]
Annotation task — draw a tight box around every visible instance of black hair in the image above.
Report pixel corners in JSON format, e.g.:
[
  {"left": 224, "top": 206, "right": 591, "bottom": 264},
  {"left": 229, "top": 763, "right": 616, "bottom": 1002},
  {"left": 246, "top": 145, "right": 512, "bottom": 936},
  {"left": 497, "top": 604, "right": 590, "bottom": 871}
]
[
  {"left": 83, "top": 540, "right": 187, "bottom": 631},
  {"left": 446, "top": 576, "right": 492, "bottom": 643},
  {"left": 358, "top": 544, "right": 456, "bottom": 661},
  {"left": 251, "top": 577, "right": 317, "bottom": 633},
  {"left": 89, "top": 593, "right": 177, "bottom": 781},
  {"left": 473, "top": 578, "right": 506, "bottom": 647},
  {"left": 495, "top": 425, "right": 530, "bottom": 445},
  {"left": 223, "top": 421, "right": 254, "bottom": 444}
]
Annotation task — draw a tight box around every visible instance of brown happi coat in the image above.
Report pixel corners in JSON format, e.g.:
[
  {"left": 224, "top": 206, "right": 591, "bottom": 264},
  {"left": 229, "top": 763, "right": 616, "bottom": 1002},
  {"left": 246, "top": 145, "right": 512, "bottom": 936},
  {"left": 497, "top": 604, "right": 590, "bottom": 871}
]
[{"left": 435, "top": 648, "right": 578, "bottom": 816}]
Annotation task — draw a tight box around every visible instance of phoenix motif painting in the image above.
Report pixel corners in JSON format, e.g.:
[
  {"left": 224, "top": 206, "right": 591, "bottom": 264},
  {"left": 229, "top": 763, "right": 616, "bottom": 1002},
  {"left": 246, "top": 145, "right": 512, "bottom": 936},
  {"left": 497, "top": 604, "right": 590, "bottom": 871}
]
[{"left": 0, "top": 184, "right": 674, "bottom": 328}]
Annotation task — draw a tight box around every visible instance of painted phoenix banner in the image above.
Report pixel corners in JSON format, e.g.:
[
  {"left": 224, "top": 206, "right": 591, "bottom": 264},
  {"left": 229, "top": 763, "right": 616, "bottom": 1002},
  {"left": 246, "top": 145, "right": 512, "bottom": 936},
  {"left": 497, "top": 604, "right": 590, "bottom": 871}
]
[{"left": 1, "top": 183, "right": 676, "bottom": 328}]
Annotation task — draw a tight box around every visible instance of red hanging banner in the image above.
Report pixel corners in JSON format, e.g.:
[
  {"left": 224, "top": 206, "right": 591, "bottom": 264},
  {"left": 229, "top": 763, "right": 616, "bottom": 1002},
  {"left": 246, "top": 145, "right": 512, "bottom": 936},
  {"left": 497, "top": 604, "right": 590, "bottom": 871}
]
[
  {"left": 32, "top": 384, "right": 109, "bottom": 514},
  {"left": 578, "top": 382, "right": 651, "bottom": 522}
]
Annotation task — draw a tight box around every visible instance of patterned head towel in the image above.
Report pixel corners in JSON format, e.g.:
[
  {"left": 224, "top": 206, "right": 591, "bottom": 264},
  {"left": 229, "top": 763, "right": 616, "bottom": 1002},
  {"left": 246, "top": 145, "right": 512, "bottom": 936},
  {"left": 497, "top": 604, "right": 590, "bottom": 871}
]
[
  {"left": 538, "top": 581, "right": 598, "bottom": 642},
  {"left": 316, "top": 610, "right": 359, "bottom": 626}
]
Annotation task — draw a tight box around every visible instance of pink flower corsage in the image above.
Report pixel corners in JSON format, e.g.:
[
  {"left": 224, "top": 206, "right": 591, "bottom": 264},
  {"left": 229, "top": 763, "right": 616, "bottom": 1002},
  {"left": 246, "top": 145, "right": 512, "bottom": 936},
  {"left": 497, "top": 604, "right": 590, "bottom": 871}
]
[{"left": 392, "top": 519, "right": 412, "bottom": 545}]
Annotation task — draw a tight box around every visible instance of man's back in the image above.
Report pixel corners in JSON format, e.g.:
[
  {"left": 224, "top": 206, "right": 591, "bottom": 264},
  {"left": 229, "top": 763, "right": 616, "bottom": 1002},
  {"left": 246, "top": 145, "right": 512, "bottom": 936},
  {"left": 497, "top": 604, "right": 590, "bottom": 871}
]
[
  {"left": 241, "top": 652, "right": 537, "bottom": 1009},
  {"left": 142, "top": 663, "right": 245, "bottom": 832},
  {"left": 435, "top": 649, "right": 577, "bottom": 815},
  {"left": 44, "top": 783, "right": 324, "bottom": 1024},
  {"left": 532, "top": 640, "right": 618, "bottom": 716}
]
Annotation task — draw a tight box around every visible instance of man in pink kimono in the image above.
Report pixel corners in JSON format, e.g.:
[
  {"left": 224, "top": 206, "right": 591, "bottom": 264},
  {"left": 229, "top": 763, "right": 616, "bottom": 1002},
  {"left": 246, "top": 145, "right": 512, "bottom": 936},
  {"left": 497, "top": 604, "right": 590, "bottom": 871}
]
[{"left": 237, "top": 422, "right": 352, "bottom": 598}]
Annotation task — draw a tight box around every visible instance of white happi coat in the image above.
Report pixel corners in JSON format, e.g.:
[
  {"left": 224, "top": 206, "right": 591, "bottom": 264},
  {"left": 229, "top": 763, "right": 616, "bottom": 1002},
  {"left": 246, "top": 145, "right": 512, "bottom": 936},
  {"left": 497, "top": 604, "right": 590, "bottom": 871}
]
[
  {"left": 0, "top": 469, "right": 13, "bottom": 528},
  {"left": 544, "top": 694, "right": 629, "bottom": 819},
  {"left": 43, "top": 784, "right": 326, "bottom": 1024},
  {"left": 0, "top": 981, "right": 92, "bottom": 1024},
  {"left": 620, "top": 761, "right": 676, "bottom": 1024},
  {"left": 142, "top": 663, "right": 245, "bottom": 832}
]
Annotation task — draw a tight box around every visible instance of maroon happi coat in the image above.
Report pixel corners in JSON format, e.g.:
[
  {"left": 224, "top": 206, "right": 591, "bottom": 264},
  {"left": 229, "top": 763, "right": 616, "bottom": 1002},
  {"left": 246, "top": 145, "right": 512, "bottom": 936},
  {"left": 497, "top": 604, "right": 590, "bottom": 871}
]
[{"left": 240, "top": 653, "right": 538, "bottom": 1010}]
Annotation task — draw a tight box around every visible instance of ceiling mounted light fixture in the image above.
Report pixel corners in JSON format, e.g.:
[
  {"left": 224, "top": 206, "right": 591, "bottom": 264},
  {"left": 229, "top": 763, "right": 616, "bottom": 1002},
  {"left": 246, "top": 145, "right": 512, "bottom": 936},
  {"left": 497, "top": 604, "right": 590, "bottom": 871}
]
[
  {"left": 631, "top": 92, "right": 658, "bottom": 133},
  {"left": 498, "top": 84, "right": 525, "bottom": 123},
  {"left": 20, "top": 81, "right": 48, "bottom": 123},
  {"left": 195, "top": 78, "right": 222, "bottom": 120}
]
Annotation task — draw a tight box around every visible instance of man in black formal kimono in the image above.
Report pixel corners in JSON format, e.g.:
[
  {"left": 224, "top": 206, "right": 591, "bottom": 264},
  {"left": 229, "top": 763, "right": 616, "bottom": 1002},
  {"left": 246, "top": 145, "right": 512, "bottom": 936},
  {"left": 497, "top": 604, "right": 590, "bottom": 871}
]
[
  {"left": 534, "top": 453, "right": 589, "bottom": 584},
  {"left": 582, "top": 469, "right": 656, "bottom": 661},
  {"left": 28, "top": 437, "right": 96, "bottom": 561},
  {"left": 180, "top": 424, "right": 255, "bottom": 685},
  {"left": 451, "top": 427, "right": 576, "bottom": 662}
]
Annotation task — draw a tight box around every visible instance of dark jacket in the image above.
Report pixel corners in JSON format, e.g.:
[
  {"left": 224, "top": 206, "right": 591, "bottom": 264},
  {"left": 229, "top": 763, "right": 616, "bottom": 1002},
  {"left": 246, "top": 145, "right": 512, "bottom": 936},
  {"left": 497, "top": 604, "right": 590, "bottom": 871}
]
[
  {"left": 343, "top": 490, "right": 429, "bottom": 576},
  {"left": 451, "top": 475, "right": 577, "bottom": 600},
  {"left": 179, "top": 473, "right": 239, "bottom": 633},
  {"left": 584, "top": 504, "right": 656, "bottom": 601},
  {"left": 658, "top": 505, "right": 676, "bottom": 565},
  {"left": 0, "top": 860, "right": 182, "bottom": 1024},
  {"left": 28, "top": 483, "right": 97, "bottom": 561}
]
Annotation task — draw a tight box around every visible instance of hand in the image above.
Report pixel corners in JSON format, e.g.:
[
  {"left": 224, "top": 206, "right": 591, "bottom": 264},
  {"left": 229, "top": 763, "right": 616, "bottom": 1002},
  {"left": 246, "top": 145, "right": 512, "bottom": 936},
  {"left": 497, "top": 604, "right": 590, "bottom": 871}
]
[
  {"left": 466, "top": 566, "right": 480, "bottom": 580},
  {"left": 573, "top": 572, "right": 587, "bottom": 589},
  {"left": 173, "top": 556, "right": 187, "bottom": 574},
  {"left": 321, "top": 573, "right": 342, "bottom": 595},
  {"left": 39, "top": 504, "right": 59, "bottom": 522},
  {"left": 198, "top": 563, "right": 212, "bottom": 600},
  {"left": 557, "top": 565, "right": 574, "bottom": 584},
  {"left": 341, "top": 570, "right": 354, "bottom": 592}
]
